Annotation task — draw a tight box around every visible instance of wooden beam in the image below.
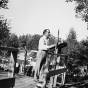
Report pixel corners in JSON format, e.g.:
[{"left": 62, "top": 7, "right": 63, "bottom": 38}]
[
  {"left": 8, "top": 52, "right": 14, "bottom": 77},
  {"left": 47, "top": 53, "right": 67, "bottom": 57},
  {"left": 31, "top": 50, "right": 67, "bottom": 57},
  {"left": 0, "top": 77, "right": 15, "bottom": 88},
  {"left": 12, "top": 51, "right": 18, "bottom": 76},
  {"left": 0, "top": 47, "right": 18, "bottom": 51},
  {"left": 48, "top": 68, "right": 67, "bottom": 77},
  {"left": 24, "top": 49, "right": 27, "bottom": 75}
]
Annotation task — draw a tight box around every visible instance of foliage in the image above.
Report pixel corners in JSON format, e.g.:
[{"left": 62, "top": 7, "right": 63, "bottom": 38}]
[
  {"left": 7, "top": 33, "right": 19, "bottom": 48},
  {"left": 0, "top": 16, "right": 10, "bottom": 46},
  {"left": 28, "top": 34, "right": 41, "bottom": 50},
  {"left": 49, "top": 35, "right": 56, "bottom": 45},
  {"left": 78, "top": 39, "right": 88, "bottom": 64},
  {"left": 66, "top": 0, "right": 88, "bottom": 22},
  {"left": 0, "top": 0, "right": 10, "bottom": 57},
  {"left": 0, "top": 0, "right": 10, "bottom": 46},
  {"left": 18, "top": 34, "right": 32, "bottom": 49},
  {"left": 63, "top": 28, "right": 78, "bottom": 56},
  {"left": 0, "top": 0, "right": 9, "bottom": 9}
]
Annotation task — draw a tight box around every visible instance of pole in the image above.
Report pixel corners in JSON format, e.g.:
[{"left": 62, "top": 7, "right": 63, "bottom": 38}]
[
  {"left": 53, "top": 29, "right": 60, "bottom": 87},
  {"left": 24, "top": 46, "right": 27, "bottom": 76}
]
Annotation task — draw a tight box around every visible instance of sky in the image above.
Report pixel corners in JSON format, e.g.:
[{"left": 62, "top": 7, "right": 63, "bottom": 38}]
[{"left": 0, "top": 0, "right": 87, "bottom": 41}]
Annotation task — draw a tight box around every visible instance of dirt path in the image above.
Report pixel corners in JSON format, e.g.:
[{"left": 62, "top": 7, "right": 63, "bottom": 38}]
[{"left": 14, "top": 76, "right": 37, "bottom": 88}]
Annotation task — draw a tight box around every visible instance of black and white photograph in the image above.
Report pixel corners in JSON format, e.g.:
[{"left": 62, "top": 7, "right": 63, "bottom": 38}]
[{"left": 0, "top": 0, "right": 88, "bottom": 88}]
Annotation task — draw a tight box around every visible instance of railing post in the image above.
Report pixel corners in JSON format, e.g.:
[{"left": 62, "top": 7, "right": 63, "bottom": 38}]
[
  {"left": 8, "top": 52, "right": 14, "bottom": 77},
  {"left": 24, "top": 46, "right": 27, "bottom": 76},
  {"left": 8, "top": 51, "right": 18, "bottom": 77},
  {"left": 53, "top": 56, "right": 60, "bottom": 87},
  {"left": 12, "top": 51, "right": 18, "bottom": 76},
  {"left": 53, "top": 45, "right": 61, "bottom": 87}
]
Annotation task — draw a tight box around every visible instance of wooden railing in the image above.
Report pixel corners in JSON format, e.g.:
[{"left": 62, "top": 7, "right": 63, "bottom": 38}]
[
  {"left": 0, "top": 47, "right": 19, "bottom": 88},
  {"left": 32, "top": 42, "right": 68, "bottom": 88},
  {"left": 48, "top": 53, "right": 68, "bottom": 88}
]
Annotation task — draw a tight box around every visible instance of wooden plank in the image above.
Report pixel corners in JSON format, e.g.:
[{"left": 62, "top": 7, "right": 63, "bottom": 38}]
[
  {"left": 0, "top": 47, "right": 18, "bottom": 51},
  {"left": 0, "top": 77, "right": 15, "bottom": 88},
  {"left": 12, "top": 51, "right": 18, "bottom": 76},
  {"left": 57, "top": 42, "right": 67, "bottom": 49},
  {"left": 47, "top": 53, "right": 67, "bottom": 57},
  {"left": 8, "top": 52, "right": 14, "bottom": 77},
  {"left": 48, "top": 68, "right": 67, "bottom": 77},
  {"left": 31, "top": 50, "right": 68, "bottom": 57}
]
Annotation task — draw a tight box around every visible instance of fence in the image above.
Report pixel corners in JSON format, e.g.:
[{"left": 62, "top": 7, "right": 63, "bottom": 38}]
[
  {"left": 0, "top": 47, "right": 28, "bottom": 88},
  {"left": 33, "top": 42, "right": 68, "bottom": 88},
  {"left": 0, "top": 47, "right": 19, "bottom": 88}
]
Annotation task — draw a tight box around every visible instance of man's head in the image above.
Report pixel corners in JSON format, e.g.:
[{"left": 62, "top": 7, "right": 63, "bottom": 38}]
[{"left": 43, "top": 29, "right": 50, "bottom": 38}]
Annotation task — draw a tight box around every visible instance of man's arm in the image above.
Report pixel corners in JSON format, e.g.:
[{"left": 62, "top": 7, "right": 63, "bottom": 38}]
[
  {"left": 39, "top": 38, "right": 56, "bottom": 50},
  {"left": 48, "top": 44, "right": 56, "bottom": 49}
]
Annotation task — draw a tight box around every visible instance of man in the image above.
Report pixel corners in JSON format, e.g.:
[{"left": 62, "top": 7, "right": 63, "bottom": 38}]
[{"left": 34, "top": 29, "right": 55, "bottom": 81}]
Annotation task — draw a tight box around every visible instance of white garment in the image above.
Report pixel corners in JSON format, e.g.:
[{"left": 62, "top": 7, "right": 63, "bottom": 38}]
[
  {"left": 31, "top": 61, "right": 36, "bottom": 68},
  {"left": 16, "top": 63, "right": 18, "bottom": 67},
  {"left": 38, "top": 36, "right": 49, "bottom": 50}
]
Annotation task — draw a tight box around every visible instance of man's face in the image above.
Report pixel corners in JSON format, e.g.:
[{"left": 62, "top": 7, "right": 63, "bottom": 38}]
[{"left": 46, "top": 30, "right": 50, "bottom": 38}]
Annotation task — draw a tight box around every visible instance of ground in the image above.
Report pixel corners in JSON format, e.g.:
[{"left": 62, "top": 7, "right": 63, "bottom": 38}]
[
  {"left": 14, "top": 76, "right": 36, "bottom": 88},
  {"left": 0, "top": 70, "right": 37, "bottom": 88},
  {"left": 14, "top": 74, "right": 88, "bottom": 88},
  {"left": 1, "top": 70, "right": 88, "bottom": 88}
]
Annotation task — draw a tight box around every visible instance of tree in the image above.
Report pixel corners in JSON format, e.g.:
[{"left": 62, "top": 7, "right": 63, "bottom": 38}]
[
  {"left": 64, "top": 28, "right": 88, "bottom": 66},
  {"left": 7, "top": 33, "right": 19, "bottom": 48},
  {"left": 0, "top": 16, "right": 10, "bottom": 46},
  {"left": 49, "top": 35, "right": 56, "bottom": 45},
  {"left": 18, "top": 34, "right": 32, "bottom": 49},
  {"left": 0, "top": 0, "right": 9, "bottom": 9},
  {"left": 78, "top": 39, "right": 88, "bottom": 63},
  {"left": 28, "top": 34, "right": 41, "bottom": 50},
  {"left": 63, "top": 28, "right": 78, "bottom": 58},
  {"left": 66, "top": 0, "right": 88, "bottom": 22},
  {"left": 0, "top": 0, "right": 10, "bottom": 46}
]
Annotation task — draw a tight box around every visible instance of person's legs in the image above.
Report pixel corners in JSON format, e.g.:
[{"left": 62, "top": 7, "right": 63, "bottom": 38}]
[
  {"left": 34, "top": 54, "right": 40, "bottom": 79},
  {"left": 34, "top": 59, "right": 41, "bottom": 79},
  {"left": 34, "top": 50, "right": 47, "bottom": 80},
  {"left": 34, "top": 50, "right": 43, "bottom": 80},
  {"left": 39, "top": 54, "right": 46, "bottom": 72}
]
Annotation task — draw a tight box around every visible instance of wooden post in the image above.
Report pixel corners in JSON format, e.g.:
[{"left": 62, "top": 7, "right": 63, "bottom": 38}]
[
  {"left": 8, "top": 52, "right": 14, "bottom": 77},
  {"left": 8, "top": 50, "right": 18, "bottom": 77},
  {"left": 24, "top": 46, "right": 27, "bottom": 75},
  {"left": 12, "top": 51, "right": 18, "bottom": 76},
  {"left": 53, "top": 45, "right": 61, "bottom": 87},
  {"left": 53, "top": 44, "right": 67, "bottom": 87},
  {"left": 53, "top": 56, "right": 60, "bottom": 87}
]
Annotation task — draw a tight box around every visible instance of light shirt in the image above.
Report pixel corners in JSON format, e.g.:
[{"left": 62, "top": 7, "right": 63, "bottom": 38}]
[{"left": 38, "top": 36, "right": 49, "bottom": 50}]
